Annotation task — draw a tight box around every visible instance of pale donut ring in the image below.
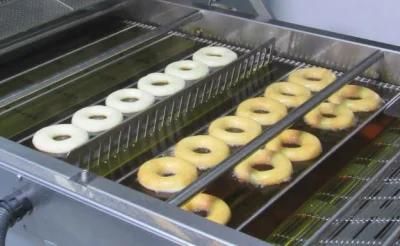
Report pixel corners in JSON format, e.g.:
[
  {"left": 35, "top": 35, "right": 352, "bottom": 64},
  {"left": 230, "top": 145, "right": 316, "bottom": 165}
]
[
  {"left": 174, "top": 135, "right": 230, "bottom": 170},
  {"left": 304, "top": 102, "right": 355, "bottom": 130},
  {"left": 137, "top": 157, "right": 198, "bottom": 193},
  {"left": 208, "top": 116, "right": 262, "bottom": 146},
  {"left": 235, "top": 97, "right": 287, "bottom": 126},
  {"left": 72, "top": 105, "right": 123, "bottom": 135},
  {"left": 234, "top": 149, "right": 292, "bottom": 187},
  {"left": 192, "top": 46, "right": 238, "bottom": 68},
  {"left": 288, "top": 67, "right": 336, "bottom": 92},
  {"left": 32, "top": 124, "right": 89, "bottom": 155},
  {"left": 138, "top": 73, "right": 185, "bottom": 97},
  {"left": 165, "top": 60, "right": 209, "bottom": 81},
  {"left": 265, "top": 129, "right": 322, "bottom": 162},
  {"left": 328, "top": 84, "right": 382, "bottom": 112},
  {"left": 105, "top": 88, "right": 155, "bottom": 114},
  {"left": 264, "top": 82, "right": 311, "bottom": 108},
  {"left": 181, "top": 193, "right": 231, "bottom": 225}
]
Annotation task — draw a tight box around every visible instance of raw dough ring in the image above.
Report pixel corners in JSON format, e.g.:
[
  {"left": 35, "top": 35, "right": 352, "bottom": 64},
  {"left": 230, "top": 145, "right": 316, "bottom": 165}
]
[
  {"left": 72, "top": 105, "right": 123, "bottom": 135},
  {"left": 233, "top": 149, "right": 292, "bottom": 187},
  {"left": 106, "top": 88, "right": 155, "bottom": 114},
  {"left": 264, "top": 82, "right": 311, "bottom": 108},
  {"left": 181, "top": 193, "right": 231, "bottom": 225},
  {"left": 32, "top": 124, "right": 89, "bottom": 155},
  {"left": 328, "top": 84, "right": 382, "bottom": 112},
  {"left": 265, "top": 129, "right": 322, "bottom": 162},
  {"left": 208, "top": 116, "right": 262, "bottom": 146},
  {"left": 137, "top": 157, "right": 198, "bottom": 193},
  {"left": 304, "top": 102, "right": 355, "bottom": 130},
  {"left": 138, "top": 73, "right": 185, "bottom": 97},
  {"left": 235, "top": 97, "right": 287, "bottom": 126},
  {"left": 288, "top": 67, "right": 336, "bottom": 92},
  {"left": 165, "top": 60, "right": 209, "bottom": 81},
  {"left": 174, "top": 135, "right": 230, "bottom": 170},
  {"left": 192, "top": 46, "right": 238, "bottom": 68}
]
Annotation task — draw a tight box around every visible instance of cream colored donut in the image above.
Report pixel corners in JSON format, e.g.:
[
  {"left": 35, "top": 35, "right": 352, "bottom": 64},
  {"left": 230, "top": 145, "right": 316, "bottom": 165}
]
[
  {"left": 235, "top": 97, "right": 287, "bottom": 126},
  {"left": 137, "top": 157, "right": 197, "bottom": 193},
  {"left": 192, "top": 46, "right": 238, "bottom": 68},
  {"left": 181, "top": 193, "right": 231, "bottom": 225},
  {"left": 138, "top": 73, "right": 185, "bottom": 97},
  {"left": 105, "top": 88, "right": 155, "bottom": 114},
  {"left": 208, "top": 116, "right": 262, "bottom": 146},
  {"left": 265, "top": 129, "right": 322, "bottom": 162},
  {"left": 328, "top": 84, "right": 382, "bottom": 112},
  {"left": 72, "top": 105, "right": 123, "bottom": 135},
  {"left": 233, "top": 149, "right": 292, "bottom": 187},
  {"left": 264, "top": 82, "right": 311, "bottom": 108},
  {"left": 32, "top": 124, "right": 89, "bottom": 155},
  {"left": 165, "top": 60, "right": 209, "bottom": 81},
  {"left": 174, "top": 135, "right": 230, "bottom": 170},
  {"left": 304, "top": 102, "right": 355, "bottom": 130},
  {"left": 288, "top": 67, "right": 336, "bottom": 92}
]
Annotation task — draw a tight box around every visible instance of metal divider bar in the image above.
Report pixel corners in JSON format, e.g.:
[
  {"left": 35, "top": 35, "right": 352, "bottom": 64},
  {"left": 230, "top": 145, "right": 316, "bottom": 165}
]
[
  {"left": 67, "top": 37, "right": 276, "bottom": 169},
  {"left": 304, "top": 143, "right": 400, "bottom": 245},
  {"left": 167, "top": 50, "right": 384, "bottom": 206},
  {"left": 0, "top": 10, "right": 202, "bottom": 117}
]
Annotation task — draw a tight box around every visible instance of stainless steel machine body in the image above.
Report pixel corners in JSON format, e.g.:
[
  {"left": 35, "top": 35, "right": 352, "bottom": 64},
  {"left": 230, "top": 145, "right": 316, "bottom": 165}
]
[{"left": 1, "top": 0, "right": 400, "bottom": 245}]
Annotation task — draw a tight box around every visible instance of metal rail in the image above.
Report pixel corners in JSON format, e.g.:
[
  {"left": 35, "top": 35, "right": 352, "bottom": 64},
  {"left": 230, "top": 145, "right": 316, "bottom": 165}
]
[
  {"left": 0, "top": 10, "right": 201, "bottom": 116},
  {"left": 67, "top": 37, "right": 276, "bottom": 170},
  {"left": 167, "top": 50, "right": 384, "bottom": 206},
  {"left": 304, "top": 150, "right": 400, "bottom": 245}
]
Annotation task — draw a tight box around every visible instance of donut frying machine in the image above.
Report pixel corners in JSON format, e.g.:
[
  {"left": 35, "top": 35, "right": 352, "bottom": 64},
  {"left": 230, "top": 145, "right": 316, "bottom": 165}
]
[{"left": 1, "top": 0, "right": 400, "bottom": 245}]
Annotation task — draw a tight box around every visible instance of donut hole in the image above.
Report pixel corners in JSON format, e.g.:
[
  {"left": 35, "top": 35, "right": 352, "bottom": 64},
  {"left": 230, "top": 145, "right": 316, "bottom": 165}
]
[
  {"left": 225, "top": 127, "right": 244, "bottom": 133},
  {"left": 280, "top": 91, "right": 295, "bottom": 96},
  {"left": 206, "top": 52, "right": 222, "bottom": 57},
  {"left": 252, "top": 163, "right": 273, "bottom": 171},
  {"left": 304, "top": 76, "right": 322, "bottom": 81},
  {"left": 282, "top": 142, "right": 301, "bottom": 148},
  {"left": 194, "top": 209, "right": 209, "bottom": 217},
  {"left": 347, "top": 96, "right": 362, "bottom": 100},
  {"left": 179, "top": 66, "right": 193, "bottom": 71},
  {"left": 321, "top": 113, "right": 337, "bottom": 118},
  {"left": 252, "top": 108, "right": 270, "bottom": 114},
  {"left": 121, "top": 97, "right": 139, "bottom": 102},
  {"left": 89, "top": 114, "right": 107, "bottom": 120},
  {"left": 193, "top": 147, "right": 211, "bottom": 154},
  {"left": 52, "top": 134, "right": 71, "bottom": 141},
  {"left": 158, "top": 171, "right": 175, "bottom": 177},
  {"left": 152, "top": 81, "right": 169, "bottom": 86}
]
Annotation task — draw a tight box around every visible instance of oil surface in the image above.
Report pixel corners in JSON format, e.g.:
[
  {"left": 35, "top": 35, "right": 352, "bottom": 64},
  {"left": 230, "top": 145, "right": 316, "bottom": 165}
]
[{"left": 1, "top": 36, "right": 198, "bottom": 139}]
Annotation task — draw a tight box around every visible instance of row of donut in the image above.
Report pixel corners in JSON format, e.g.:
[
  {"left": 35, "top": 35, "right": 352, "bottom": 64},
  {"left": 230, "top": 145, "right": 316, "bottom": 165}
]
[
  {"left": 137, "top": 67, "right": 382, "bottom": 225},
  {"left": 31, "top": 46, "right": 238, "bottom": 155}
]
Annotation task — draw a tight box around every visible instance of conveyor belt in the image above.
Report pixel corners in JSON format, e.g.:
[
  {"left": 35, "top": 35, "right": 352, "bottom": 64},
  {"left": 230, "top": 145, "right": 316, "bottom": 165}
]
[{"left": 267, "top": 119, "right": 400, "bottom": 245}]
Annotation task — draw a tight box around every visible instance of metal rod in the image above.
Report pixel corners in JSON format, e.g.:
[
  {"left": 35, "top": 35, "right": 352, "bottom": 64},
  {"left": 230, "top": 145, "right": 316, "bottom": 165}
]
[
  {"left": 0, "top": 10, "right": 202, "bottom": 115},
  {"left": 382, "top": 223, "right": 400, "bottom": 245},
  {"left": 167, "top": 50, "right": 384, "bottom": 206},
  {"left": 304, "top": 148, "right": 400, "bottom": 245}
]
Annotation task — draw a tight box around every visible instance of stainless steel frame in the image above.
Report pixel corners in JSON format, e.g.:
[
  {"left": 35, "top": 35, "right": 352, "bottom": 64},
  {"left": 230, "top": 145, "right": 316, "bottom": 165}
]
[{"left": 2, "top": 0, "right": 400, "bottom": 245}]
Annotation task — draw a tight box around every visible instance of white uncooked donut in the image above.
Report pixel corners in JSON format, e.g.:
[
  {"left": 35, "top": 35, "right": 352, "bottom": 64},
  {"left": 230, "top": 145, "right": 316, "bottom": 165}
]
[
  {"left": 105, "top": 88, "right": 155, "bottom": 114},
  {"left": 193, "top": 46, "right": 238, "bottom": 68},
  {"left": 32, "top": 124, "right": 89, "bottom": 155},
  {"left": 165, "top": 60, "right": 209, "bottom": 81},
  {"left": 72, "top": 105, "right": 123, "bottom": 135},
  {"left": 138, "top": 73, "right": 186, "bottom": 97}
]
